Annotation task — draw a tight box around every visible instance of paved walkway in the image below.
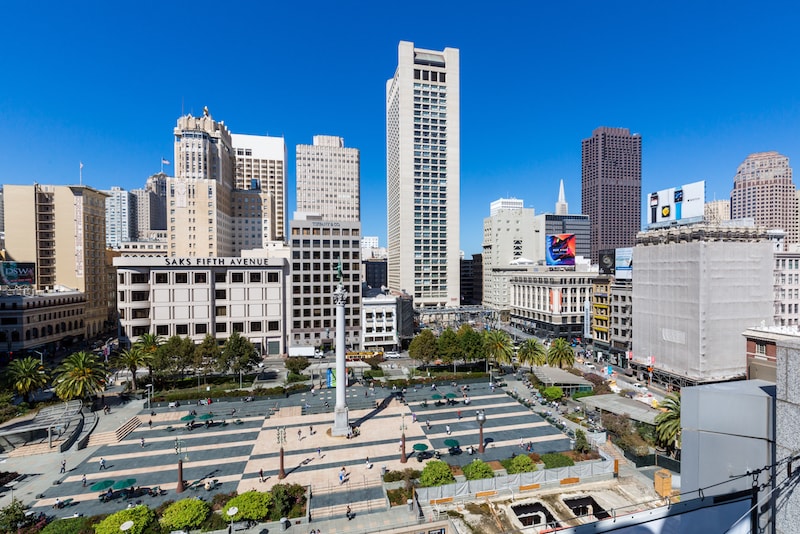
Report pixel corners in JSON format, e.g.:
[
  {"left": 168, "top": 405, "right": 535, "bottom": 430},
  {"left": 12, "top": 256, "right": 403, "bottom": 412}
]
[{"left": 0, "top": 377, "right": 652, "bottom": 532}]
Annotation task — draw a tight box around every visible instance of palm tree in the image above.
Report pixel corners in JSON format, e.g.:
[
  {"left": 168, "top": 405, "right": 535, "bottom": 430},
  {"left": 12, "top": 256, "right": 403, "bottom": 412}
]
[
  {"left": 52, "top": 351, "right": 106, "bottom": 402},
  {"left": 8, "top": 357, "right": 48, "bottom": 403},
  {"left": 135, "top": 333, "right": 164, "bottom": 355},
  {"left": 655, "top": 392, "right": 681, "bottom": 455},
  {"left": 484, "top": 330, "right": 514, "bottom": 372},
  {"left": 517, "top": 338, "right": 547, "bottom": 370},
  {"left": 115, "top": 347, "right": 152, "bottom": 391},
  {"left": 546, "top": 338, "right": 575, "bottom": 368}
]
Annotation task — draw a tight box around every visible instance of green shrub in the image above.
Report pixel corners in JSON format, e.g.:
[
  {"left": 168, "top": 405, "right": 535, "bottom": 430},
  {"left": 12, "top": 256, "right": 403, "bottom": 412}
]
[
  {"left": 384, "top": 468, "right": 421, "bottom": 483},
  {"left": 505, "top": 454, "right": 536, "bottom": 474},
  {"left": 419, "top": 460, "right": 455, "bottom": 487},
  {"left": 572, "top": 390, "right": 595, "bottom": 400},
  {"left": 540, "top": 453, "right": 574, "bottom": 469},
  {"left": 40, "top": 516, "right": 96, "bottom": 534},
  {"left": 269, "top": 483, "right": 307, "bottom": 520},
  {"left": 574, "top": 429, "right": 591, "bottom": 453},
  {"left": 462, "top": 459, "right": 494, "bottom": 480},
  {"left": 159, "top": 498, "right": 210, "bottom": 531},
  {"left": 541, "top": 386, "right": 564, "bottom": 403},
  {"left": 223, "top": 491, "right": 272, "bottom": 521},
  {"left": 286, "top": 372, "right": 306, "bottom": 383},
  {"left": 94, "top": 505, "right": 155, "bottom": 534}
]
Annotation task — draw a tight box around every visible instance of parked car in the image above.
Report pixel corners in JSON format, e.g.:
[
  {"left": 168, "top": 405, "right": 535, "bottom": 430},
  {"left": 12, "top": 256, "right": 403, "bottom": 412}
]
[{"left": 385, "top": 351, "right": 401, "bottom": 359}]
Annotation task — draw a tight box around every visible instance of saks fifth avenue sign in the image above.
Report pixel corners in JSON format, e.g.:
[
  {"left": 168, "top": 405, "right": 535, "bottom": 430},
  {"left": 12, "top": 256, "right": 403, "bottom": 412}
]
[{"left": 163, "top": 257, "right": 274, "bottom": 267}]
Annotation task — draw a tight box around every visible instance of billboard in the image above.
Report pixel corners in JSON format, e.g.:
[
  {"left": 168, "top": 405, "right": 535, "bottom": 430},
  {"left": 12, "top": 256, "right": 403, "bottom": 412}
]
[
  {"left": 598, "top": 249, "right": 616, "bottom": 275},
  {"left": 615, "top": 248, "right": 633, "bottom": 280},
  {"left": 546, "top": 234, "right": 576, "bottom": 266},
  {"left": 0, "top": 262, "right": 35, "bottom": 286},
  {"left": 647, "top": 180, "right": 705, "bottom": 228}
]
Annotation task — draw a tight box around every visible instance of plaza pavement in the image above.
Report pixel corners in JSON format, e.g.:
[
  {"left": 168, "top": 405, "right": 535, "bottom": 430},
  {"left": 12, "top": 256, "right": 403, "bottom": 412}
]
[{"left": 0, "top": 379, "right": 579, "bottom": 532}]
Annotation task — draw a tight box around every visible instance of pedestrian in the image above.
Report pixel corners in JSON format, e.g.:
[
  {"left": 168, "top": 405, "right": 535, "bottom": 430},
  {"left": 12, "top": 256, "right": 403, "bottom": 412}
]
[
  {"left": 148, "top": 419, "right": 152, "bottom": 429},
  {"left": 426, "top": 420, "right": 431, "bottom": 430},
  {"left": 259, "top": 468, "right": 264, "bottom": 483},
  {"left": 519, "top": 438, "right": 525, "bottom": 449},
  {"left": 60, "top": 459, "right": 66, "bottom": 473},
  {"left": 446, "top": 425, "right": 451, "bottom": 435},
  {"left": 365, "top": 457, "right": 372, "bottom": 469},
  {"left": 338, "top": 470, "right": 344, "bottom": 485},
  {"left": 411, "top": 413, "right": 417, "bottom": 423},
  {"left": 82, "top": 474, "right": 87, "bottom": 487},
  {"left": 317, "top": 447, "right": 322, "bottom": 457},
  {"left": 99, "top": 458, "right": 106, "bottom": 470},
  {"left": 140, "top": 437, "right": 145, "bottom": 447},
  {"left": 457, "top": 410, "right": 462, "bottom": 420},
  {"left": 309, "top": 425, "right": 313, "bottom": 435},
  {"left": 346, "top": 504, "right": 353, "bottom": 520}
]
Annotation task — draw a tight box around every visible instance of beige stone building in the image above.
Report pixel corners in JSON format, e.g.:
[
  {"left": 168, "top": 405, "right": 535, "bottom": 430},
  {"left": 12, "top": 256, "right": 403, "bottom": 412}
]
[
  {"left": 296, "top": 135, "right": 360, "bottom": 221},
  {"left": 3, "top": 184, "right": 112, "bottom": 339}
]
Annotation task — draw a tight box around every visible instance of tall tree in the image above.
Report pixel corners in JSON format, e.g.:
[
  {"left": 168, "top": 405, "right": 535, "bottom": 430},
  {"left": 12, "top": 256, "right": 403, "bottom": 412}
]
[
  {"left": 194, "top": 334, "right": 220, "bottom": 381},
  {"left": 484, "top": 329, "right": 513, "bottom": 371},
  {"left": 457, "top": 325, "right": 484, "bottom": 362},
  {"left": 219, "top": 331, "right": 258, "bottom": 374},
  {"left": 518, "top": 338, "right": 547, "bottom": 370},
  {"left": 114, "top": 347, "right": 152, "bottom": 391},
  {"left": 7, "top": 357, "right": 48, "bottom": 403},
  {"left": 154, "top": 336, "right": 196, "bottom": 378},
  {"left": 546, "top": 338, "right": 575, "bottom": 369},
  {"left": 655, "top": 392, "right": 682, "bottom": 455},
  {"left": 408, "top": 329, "right": 437, "bottom": 366},
  {"left": 136, "top": 333, "right": 165, "bottom": 355},
  {"left": 437, "top": 328, "right": 460, "bottom": 365},
  {"left": 53, "top": 351, "right": 106, "bottom": 402}
]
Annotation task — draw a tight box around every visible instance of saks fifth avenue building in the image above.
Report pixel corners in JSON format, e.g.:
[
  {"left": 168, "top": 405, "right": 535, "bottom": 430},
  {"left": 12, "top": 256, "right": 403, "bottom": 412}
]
[{"left": 113, "top": 256, "right": 288, "bottom": 356}]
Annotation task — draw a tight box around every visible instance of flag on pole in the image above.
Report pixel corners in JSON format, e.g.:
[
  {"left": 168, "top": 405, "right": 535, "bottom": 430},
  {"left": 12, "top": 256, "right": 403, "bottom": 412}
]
[{"left": 161, "top": 158, "right": 171, "bottom": 165}]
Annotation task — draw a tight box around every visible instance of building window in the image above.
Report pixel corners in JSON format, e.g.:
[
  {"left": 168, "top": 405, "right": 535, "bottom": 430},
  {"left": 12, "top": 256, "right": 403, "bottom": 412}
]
[
  {"left": 175, "top": 273, "right": 188, "bottom": 284},
  {"left": 194, "top": 273, "right": 207, "bottom": 284},
  {"left": 267, "top": 321, "right": 279, "bottom": 332},
  {"left": 156, "top": 325, "right": 169, "bottom": 336},
  {"left": 215, "top": 323, "right": 227, "bottom": 333},
  {"left": 195, "top": 323, "right": 208, "bottom": 335},
  {"left": 232, "top": 322, "right": 244, "bottom": 333},
  {"left": 176, "top": 324, "right": 189, "bottom": 335},
  {"left": 231, "top": 272, "right": 244, "bottom": 283},
  {"left": 131, "top": 273, "right": 148, "bottom": 284},
  {"left": 755, "top": 342, "right": 767, "bottom": 356},
  {"left": 215, "top": 306, "right": 227, "bottom": 317},
  {"left": 155, "top": 273, "right": 168, "bottom": 284},
  {"left": 215, "top": 289, "right": 226, "bottom": 300},
  {"left": 249, "top": 272, "right": 261, "bottom": 283},
  {"left": 251, "top": 321, "right": 262, "bottom": 332},
  {"left": 268, "top": 272, "right": 279, "bottom": 283},
  {"left": 215, "top": 272, "right": 226, "bottom": 283}
]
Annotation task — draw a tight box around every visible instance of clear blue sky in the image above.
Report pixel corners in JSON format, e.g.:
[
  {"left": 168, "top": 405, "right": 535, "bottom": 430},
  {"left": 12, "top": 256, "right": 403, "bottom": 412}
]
[{"left": 2, "top": 1, "right": 799, "bottom": 255}]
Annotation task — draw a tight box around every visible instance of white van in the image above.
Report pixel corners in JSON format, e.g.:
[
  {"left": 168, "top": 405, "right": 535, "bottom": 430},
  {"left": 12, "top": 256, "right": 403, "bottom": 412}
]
[
  {"left": 631, "top": 383, "right": 648, "bottom": 394},
  {"left": 385, "top": 351, "right": 401, "bottom": 359}
]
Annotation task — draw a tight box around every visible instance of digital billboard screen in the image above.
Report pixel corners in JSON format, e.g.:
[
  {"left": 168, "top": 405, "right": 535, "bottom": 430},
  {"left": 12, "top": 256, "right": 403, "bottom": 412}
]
[
  {"left": 615, "top": 248, "right": 633, "bottom": 280},
  {"left": 647, "top": 180, "right": 705, "bottom": 228},
  {"left": 546, "top": 234, "right": 576, "bottom": 266},
  {"left": 0, "top": 262, "right": 35, "bottom": 286},
  {"left": 599, "top": 249, "right": 616, "bottom": 275}
]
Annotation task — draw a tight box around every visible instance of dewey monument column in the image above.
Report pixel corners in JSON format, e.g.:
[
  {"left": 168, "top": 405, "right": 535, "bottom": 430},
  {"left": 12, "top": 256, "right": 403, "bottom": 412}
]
[{"left": 331, "top": 260, "right": 350, "bottom": 436}]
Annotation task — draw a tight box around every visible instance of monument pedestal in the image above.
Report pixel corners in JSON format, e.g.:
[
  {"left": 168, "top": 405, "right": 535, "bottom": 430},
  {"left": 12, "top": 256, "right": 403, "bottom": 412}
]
[{"left": 332, "top": 406, "right": 350, "bottom": 437}]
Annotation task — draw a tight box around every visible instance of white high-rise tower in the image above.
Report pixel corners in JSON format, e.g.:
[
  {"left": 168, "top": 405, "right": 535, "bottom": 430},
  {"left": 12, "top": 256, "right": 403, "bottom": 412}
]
[{"left": 386, "top": 41, "right": 460, "bottom": 307}]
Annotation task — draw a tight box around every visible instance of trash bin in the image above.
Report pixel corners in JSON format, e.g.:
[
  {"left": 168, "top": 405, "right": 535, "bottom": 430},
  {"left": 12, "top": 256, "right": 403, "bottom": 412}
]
[
  {"left": 280, "top": 517, "right": 288, "bottom": 531},
  {"left": 407, "top": 499, "right": 414, "bottom": 512}
]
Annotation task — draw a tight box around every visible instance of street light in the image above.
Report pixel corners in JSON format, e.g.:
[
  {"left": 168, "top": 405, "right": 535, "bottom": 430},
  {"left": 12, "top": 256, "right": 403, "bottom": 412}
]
[
  {"left": 120, "top": 520, "right": 134, "bottom": 532},
  {"left": 277, "top": 427, "right": 286, "bottom": 479},
  {"left": 400, "top": 412, "right": 407, "bottom": 464},
  {"left": 175, "top": 438, "right": 188, "bottom": 493},
  {"left": 227, "top": 506, "right": 239, "bottom": 533},
  {"left": 476, "top": 409, "right": 487, "bottom": 454},
  {"left": 32, "top": 350, "right": 44, "bottom": 365},
  {"left": 145, "top": 384, "right": 153, "bottom": 410}
]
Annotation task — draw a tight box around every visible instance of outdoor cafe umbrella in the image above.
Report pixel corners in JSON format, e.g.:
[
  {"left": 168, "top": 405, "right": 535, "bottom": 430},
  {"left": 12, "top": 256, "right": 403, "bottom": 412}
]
[
  {"left": 89, "top": 480, "right": 115, "bottom": 491},
  {"left": 445, "top": 393, "right": 457, "bottom": 399},
  {"left": 443, "top": 438, "right": 460, "bottom": 448},
  {"left": 112, "top": 478, "right": 137, "bottom": 490},
  {"left": 431, "top": 394, "right": 443, "bottom": 400},
  {"left": 180, "top": 414, "right": 196, "bottom": 422},
  {"left": 412, "top": 443, "right": 429, "bottom": 452},
  {"left": 197, "top": 413, "right": 214, "bottom": 421}
]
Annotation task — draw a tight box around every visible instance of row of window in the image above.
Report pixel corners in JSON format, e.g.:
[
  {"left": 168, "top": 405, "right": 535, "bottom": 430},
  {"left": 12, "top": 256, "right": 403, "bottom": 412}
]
[{"left": 124, "top": 271, "right": 280, "bottom": 285}]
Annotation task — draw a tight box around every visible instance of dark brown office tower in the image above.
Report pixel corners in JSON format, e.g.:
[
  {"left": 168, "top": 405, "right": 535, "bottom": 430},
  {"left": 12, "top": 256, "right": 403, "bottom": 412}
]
[{"left": 582, "top": 127, "right": 642, "bottom": 263}]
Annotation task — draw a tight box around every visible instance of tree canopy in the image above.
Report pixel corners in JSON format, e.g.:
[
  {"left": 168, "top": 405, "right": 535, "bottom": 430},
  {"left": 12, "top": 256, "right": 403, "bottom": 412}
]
[
  {"left": 547, "top": 338, "right": 574, "bottom": 368},
  {"left": 655, "top": 392, "right": 681, "bottom": 453},
  {"left": 53, "top": 351, "right": 106, "bottom": 402},
  {"left": 484, "top": 329, "right": 513, "bottom": 368},
  {"left": 437, "top": 328, "right": 460, "bottom": 364},
  {"left": 7, "top": 357, "right": 48, "bottom": 402},
  {"left": 409, "top": 329, "right": 437, "bottom": 365},
  {"left": 518, "top": 338, "right": 547, "bottom": 369},
  {"left": 219, "top": 331, "right": 259, "bottom": 374},
  {"left": 457, "top": 325, "right": 484, "bottom": 362},
  {"left": 419, "top": 460, "right": 456, "bottom": 487}
]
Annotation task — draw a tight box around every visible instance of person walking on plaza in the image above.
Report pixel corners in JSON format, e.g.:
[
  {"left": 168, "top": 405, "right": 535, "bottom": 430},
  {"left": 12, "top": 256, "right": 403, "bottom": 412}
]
[
  {"left": 60, "top": 459, "right": 66, "bottom": 474},
  {"left": 141, "top": 437, "right": 145, "bottom": 447},
  {"left": 82, "top": 474, "right": 87, "bottom": 487},
  {"left": 99, "top": 457, "right": 106, "bottom": 470},
  {"left": 298, "top": 429, "right": 302, "bottom": 441},
  {"left": 148, "top": 419, "right": 152, "bottom": 429},
  {"left": 259, "top": 468, "right": 264, "bottom": 483}
]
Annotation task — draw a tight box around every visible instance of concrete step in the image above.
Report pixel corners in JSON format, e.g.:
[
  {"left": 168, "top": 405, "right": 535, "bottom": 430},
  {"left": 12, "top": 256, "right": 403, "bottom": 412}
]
[{"left": 7, "top": 440, "right": 62, "bottom": 458}]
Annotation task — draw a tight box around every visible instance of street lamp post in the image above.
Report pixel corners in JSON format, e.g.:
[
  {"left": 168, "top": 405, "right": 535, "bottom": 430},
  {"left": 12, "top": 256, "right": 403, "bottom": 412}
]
[
  {"left": 175, "top": 438, "right": 187, "bottom": 493},
  {"left": 277, "top": 427, "right": 286, "bottom": 479},
  {"left": 227, "top": 506, "right": 239, "bottom": 534},
  {"left": 400, "top": 412, "right": 407, "bottom": 464},
  {"left": 476, "top": 409, "right": 487, "bottom": 454},
  {"left": 32, "top": 350, "right": 44, "bottom": 365}
]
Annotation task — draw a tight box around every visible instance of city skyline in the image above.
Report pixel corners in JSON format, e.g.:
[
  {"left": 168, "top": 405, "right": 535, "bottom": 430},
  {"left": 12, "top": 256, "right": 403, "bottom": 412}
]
[{"left": 2, "top": 2, "right": 800, "bottom": 255}]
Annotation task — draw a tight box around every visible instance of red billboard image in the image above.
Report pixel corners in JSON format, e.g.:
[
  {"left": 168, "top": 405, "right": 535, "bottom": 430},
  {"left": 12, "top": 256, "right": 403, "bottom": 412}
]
[{"left": 546, "top": 234, "right": 576, "bottom": 266}]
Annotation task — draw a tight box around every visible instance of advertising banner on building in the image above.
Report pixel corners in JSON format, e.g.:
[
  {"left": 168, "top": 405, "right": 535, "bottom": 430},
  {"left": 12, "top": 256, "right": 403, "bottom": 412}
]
[
  {"left": 646, "top": 180, "right": 706, "bottom": 228},
  {"left": 599, "top": 249, "right": 616, "bottom": 275},
  {"left": 0, "top": 262, "right": 35, "bottom": 286},
  {"left": 615, "top": 248, "right": 633, "bottom": 280},
  {"left": 545, "top": 234, "right": 576, "bottom": 266}
]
